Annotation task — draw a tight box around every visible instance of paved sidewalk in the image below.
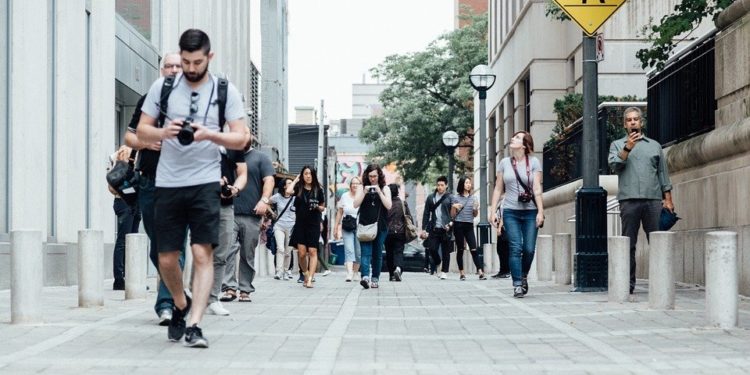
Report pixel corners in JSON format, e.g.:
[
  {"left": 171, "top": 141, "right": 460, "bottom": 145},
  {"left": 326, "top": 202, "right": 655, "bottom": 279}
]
[{"left": 2, "top": 270, "right": 750, "bottom": 374}]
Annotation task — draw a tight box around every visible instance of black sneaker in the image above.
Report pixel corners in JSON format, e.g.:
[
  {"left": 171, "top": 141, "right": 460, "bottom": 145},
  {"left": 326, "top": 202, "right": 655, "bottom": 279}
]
[
  {"left": 460, "top": 274, "right": 466, "bottom": 281},
  {"left": 184, "top": 324, "right": 208, "bottom": 348},
  {"left": 513, "top": 286, "right": 524, "bottom": 298},
  {"left": 113, "top": 278, "right": 125, "bottom": 291},
  {"left": 389, "top": 275, "right": 396, "bottom": 282},
  {"left": 168, "top": 293, "right": 192, "bottom": 342},
  {"left": 521, "top": 277, "right": 529, "bottom": 295},
  {"left": 499, "top": 273, "right": 511, "bottom": 279},
  {"left": 360, "top": 277, "right": 370, "bottom": 289},
  {"left": 491, "top": 272, "right": 502, "bottom": 279},
  {"left": 297, "top": 273, "right": 304, "bottom": 283},
  {"left": 478, "top": 273, "right": 487, "bottom": 280}
]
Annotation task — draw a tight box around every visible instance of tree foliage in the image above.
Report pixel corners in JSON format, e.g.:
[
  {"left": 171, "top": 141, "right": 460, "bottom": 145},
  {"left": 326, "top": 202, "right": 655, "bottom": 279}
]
[
  {"left": 636, "top": 0, "right": 734, "bottom": 70},
  {"left": 359, "top": 12, "right": 488, "bottom": 183}
]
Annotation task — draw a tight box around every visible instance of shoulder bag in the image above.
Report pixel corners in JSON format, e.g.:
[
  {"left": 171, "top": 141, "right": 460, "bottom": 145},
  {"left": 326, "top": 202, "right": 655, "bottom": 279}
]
[
  {"left": 357, "top": 197, "right": 380, "bottom": 242},
  {"left": 402, "top": 201, "right": 418, "bottom": 242}
]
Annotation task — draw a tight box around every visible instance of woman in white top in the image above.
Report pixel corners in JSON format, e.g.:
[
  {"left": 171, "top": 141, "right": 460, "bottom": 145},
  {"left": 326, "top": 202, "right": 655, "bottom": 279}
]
[
  {"left": 271, "top": 178, "right": 296, "bottom": 280},
  {"left": 335, "top": 177, "right": 362, "bottom": 282}
]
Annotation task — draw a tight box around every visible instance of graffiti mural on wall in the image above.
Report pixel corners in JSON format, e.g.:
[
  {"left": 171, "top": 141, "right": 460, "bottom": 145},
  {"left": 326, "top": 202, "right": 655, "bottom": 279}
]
[{"left": 333, "top": 156, "right": 403, "bottom": 200}]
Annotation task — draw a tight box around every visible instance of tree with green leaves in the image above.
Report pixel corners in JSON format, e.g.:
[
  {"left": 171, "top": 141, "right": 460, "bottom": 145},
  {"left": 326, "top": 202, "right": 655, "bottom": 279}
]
[{"left": 359, "top": 12, "right": 488, "bottom": 183}]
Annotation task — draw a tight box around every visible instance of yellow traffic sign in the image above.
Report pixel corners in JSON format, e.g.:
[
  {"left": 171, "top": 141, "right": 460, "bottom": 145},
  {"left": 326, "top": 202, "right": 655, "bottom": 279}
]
[{"left": 552, "top": 0, "right": 627, "bottom": 36}]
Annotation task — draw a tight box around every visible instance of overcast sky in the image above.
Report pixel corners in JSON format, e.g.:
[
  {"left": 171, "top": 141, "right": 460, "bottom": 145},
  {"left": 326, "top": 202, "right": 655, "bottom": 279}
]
[{"left": 281, "top": 0, "right": 455, "bottom": 122}]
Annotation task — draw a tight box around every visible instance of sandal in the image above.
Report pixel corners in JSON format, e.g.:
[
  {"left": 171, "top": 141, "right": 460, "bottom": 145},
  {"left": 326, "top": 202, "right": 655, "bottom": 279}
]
[
  {"left": 219, "top": 289, "right": 237, "bottom": 302},
  {"left": 238, "top": 292, "right": 252, "bottom": 302}
]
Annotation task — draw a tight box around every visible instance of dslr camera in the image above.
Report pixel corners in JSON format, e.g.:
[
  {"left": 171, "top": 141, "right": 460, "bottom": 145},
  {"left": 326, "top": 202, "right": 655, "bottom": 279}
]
[
  {"left": 177, "top": 117, "right": 195, "bottom": 145},
  {"left": 221, "top": 183, "right": 232, "bottom": 197},
  {"left": 518, "top": 191, "right": 533, "bottom": 203}
]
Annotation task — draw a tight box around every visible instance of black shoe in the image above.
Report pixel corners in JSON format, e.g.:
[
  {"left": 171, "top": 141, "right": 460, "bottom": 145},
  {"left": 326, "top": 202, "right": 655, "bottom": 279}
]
[
  {"left": 113, "top": 279, "right": 125, "bottom": 291},
  {"left": 394, "top": 267, "right": 402, "bottom": 282},
  {"left": 389, "top": 275, "right": 396, "bottom": 282},
  {"left": 491, "top": 272, "right": 502, "bottom": 279},
  {"left": 168, "top": 293, "right": 192, "bottom": 342},
  {"left": 184, "top": 324, "right": 208, "bottom": 348},
  {"left": 513, "top": 286, "right": 524, "bottom": 298},
  {"left": 297, "top": 273, "right": 304, "bottom": 283},
  {"left": 521, "top": 277, "right": 529, "bottom": 295},
  {"left": 630, "top": 286, "right": 635, "bottom": 294},
  {"left": 499, "top": 273, "right": 511, "bottom": 279},
  {"left": 360, "top": 277, "right": 370, "bottom": 289},
  {"left": 460, "top": 274, "right": 466, "bottom": 281},
  {"left": 479, "top": 273, "right": 487, "bottom": 280}
]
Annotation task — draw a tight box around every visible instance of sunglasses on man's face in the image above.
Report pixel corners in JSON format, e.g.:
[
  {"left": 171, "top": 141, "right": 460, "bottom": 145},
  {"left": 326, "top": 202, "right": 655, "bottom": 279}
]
[{"left": 189, "top": 92, "right": 200, "bottom": 115}]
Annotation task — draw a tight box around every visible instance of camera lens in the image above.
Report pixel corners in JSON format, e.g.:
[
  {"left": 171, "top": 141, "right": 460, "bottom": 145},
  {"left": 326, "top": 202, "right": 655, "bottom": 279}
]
[{"left": 178, "top": 118, "right": 194, "bottom": 145}]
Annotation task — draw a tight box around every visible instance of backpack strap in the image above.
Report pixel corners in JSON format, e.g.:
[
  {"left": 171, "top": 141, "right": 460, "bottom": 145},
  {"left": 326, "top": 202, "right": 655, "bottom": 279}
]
[
  {"left": 158, "top": 76, "right": 176, "bottom": 128},
  {"left": 217, "top": 78, "right": 228, "bottom": 132}
]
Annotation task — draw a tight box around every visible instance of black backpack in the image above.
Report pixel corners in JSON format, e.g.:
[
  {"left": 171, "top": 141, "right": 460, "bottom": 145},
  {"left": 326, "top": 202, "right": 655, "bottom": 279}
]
[{"left": 158, "top": 75, "right": 230, "bottom": 129}]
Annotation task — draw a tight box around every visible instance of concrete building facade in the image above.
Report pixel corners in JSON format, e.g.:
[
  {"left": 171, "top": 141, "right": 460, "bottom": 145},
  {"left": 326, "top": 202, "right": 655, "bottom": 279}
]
[
  {"left": 261, "top": 0, "right": 289, "bottom": 167},
  {"left": 0, "top": 0, "right": 259, "bottom": 289}
]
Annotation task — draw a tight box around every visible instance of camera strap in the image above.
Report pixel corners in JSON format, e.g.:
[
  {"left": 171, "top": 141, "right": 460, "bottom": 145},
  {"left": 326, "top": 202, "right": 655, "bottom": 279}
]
[
  {"left": 272, "top": 196, "right": 293, "bottom": 225},
  {"left": 512, "top": 157, "right": 536, "bottom": 207}
]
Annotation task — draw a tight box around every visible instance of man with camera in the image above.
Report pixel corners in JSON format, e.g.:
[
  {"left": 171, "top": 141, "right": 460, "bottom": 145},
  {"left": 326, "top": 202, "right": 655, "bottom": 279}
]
[
  {"left": 219, "top": 145, "right": 275, "bottom": 303},
  {"left": 125, "top": 51, "right": 183, "bottom": 325},
  {"left": 608, "top": 107, "right": 674, "bottom": 295},
  {"left": 420, "top": 176, "right": 454, "bottom": 279},
  {"left": 136, "top": 29, "right": 250, "bottom": 348}
]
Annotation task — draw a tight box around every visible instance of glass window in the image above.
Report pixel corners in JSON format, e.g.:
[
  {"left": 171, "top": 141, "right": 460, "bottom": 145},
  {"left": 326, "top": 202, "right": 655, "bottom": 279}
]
[{"left": 116, "top": 0, "right": 151, "bottom": 40}]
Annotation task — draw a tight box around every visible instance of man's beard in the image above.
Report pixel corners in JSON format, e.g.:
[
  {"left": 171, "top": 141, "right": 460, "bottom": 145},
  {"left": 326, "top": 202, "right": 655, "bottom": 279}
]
[{"left": 185, "top": 64, "right": 209, "bottom": 82}]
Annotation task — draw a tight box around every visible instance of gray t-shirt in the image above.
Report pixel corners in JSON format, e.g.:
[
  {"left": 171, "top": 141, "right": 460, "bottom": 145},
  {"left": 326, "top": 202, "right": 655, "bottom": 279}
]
[
  {"left": 271, "top": 193, "right": 295, "bottom": 231},
  {"left": 140, "top": 73, "right": 245, "bottom": 188},
  {"left": 234, "top": 149, "right": 275, "bottom": 216},
  {"left": 451, "top": 194, "right": 478, "bottom": 223},
  {"left": 498, "top": 156, "right": 541, "bottom": 211}
]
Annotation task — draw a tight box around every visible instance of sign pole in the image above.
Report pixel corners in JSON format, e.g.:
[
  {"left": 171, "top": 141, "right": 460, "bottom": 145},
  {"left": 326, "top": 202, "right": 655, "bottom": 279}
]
[{"left": 574, "top": 34, "right": 608, "bottom": 291}]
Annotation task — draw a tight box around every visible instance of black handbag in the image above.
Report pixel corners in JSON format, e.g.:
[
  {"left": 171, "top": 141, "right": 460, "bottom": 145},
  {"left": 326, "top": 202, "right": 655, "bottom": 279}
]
[
  {"left": 106, "top": 149, "right": 139, "bottom": 205},
  {"left": 342, "top": 215, "right": 357, "bottom": 231}
]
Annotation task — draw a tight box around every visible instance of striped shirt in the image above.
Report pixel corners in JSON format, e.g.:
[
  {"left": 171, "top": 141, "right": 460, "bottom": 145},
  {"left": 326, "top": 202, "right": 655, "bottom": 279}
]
[{"left": 451, "top": 194, "right": 477, "bottom": 223}]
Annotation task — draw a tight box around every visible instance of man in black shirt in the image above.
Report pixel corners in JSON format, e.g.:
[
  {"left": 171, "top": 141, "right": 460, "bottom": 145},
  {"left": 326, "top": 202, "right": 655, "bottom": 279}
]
[{"left": 124, "top": 52, "right": 183, "bottom": 325}]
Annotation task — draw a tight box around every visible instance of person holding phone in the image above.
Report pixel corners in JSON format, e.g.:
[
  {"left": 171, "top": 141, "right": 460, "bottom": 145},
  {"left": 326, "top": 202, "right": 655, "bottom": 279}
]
[
  {"left": 490, "top": 131, "right": 544, "bottom": 298},
  {"left": 608, "top": 107, "right": 673, "bottom": 294}
]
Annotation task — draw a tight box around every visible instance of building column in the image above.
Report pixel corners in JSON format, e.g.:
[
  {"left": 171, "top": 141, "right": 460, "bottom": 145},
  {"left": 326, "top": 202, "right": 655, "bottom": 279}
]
[
  {"left": 54, "top": 0, "right": 87, "bottom": 243},
  {"left": 9, "top": 0, "right": 49, "bottom": 236}
]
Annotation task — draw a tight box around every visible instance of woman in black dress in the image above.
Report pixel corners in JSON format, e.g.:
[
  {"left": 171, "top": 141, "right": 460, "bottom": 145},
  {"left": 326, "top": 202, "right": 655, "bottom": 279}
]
[{"left": 287, "top": 166, "right": 326, "bottom": 288}]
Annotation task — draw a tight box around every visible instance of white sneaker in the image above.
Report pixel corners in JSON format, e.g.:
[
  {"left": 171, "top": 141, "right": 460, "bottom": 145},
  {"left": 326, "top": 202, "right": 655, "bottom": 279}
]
[
  {"left": 158, "top": 309, "right": 172, "bottom": 326},
  {"left": 322, "top": 270, "right": 332, "bottom": 276},
  {"left": 206, "top": 301, "right": 230, "bottom": 316},
  {"left": 439, "top": 272, "right": 447, "bottom": 280},
  {"left": 285, "top": 271, "right": 293, "bottom": 280},
  {"left": 274, "top": 272, "right": 282, "bottom": 280}
]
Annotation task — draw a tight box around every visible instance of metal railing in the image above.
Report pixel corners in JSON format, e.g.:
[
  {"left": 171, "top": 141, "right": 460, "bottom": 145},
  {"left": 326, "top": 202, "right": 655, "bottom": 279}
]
[
  {"left": 647, "top": 30, "right": 717, "bottom": 147},
  {"left": 542, "top": 102, "right": 646, "bottom": 191}
]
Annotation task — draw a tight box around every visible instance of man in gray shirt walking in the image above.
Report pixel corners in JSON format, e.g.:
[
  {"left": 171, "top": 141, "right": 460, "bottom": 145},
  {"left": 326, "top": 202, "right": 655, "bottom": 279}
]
[{"left": 608, "top": 107, "right": 675, "bottom": 294}]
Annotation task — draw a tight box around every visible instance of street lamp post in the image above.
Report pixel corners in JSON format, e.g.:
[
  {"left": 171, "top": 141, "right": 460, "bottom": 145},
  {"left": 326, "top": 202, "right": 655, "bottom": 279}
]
[
  {"left": 442, "top": 130, "right": 459, "bottom": 192},
  {"left": 469, "top": 64, "right": 496, "bottom": 247}
]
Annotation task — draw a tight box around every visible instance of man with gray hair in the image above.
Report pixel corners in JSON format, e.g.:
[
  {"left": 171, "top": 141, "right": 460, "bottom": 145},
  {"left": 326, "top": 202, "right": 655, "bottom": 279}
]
[
  {"left": 608, "top": 107, "right": 674, "bottom": 294},
  {"left": 125, "top": 51, "right": 183, "bottom": 325}
]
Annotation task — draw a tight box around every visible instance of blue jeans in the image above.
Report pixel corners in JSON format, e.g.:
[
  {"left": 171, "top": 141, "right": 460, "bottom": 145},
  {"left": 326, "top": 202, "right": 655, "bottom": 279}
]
[
  {"left": 138, "top": 174, "right": 185, "bottom": 315},
  {"left": 113, "top": 198, "right": 141, "bottom": 282},
  {"left": 503, "top": 208, "right": 539, "bottom": 287},
  {"left": 342, "top": 229, "right": 361, "bottom": 264},
  {"left": 359, "top": 228, "right": 387, "bottom": 281}
]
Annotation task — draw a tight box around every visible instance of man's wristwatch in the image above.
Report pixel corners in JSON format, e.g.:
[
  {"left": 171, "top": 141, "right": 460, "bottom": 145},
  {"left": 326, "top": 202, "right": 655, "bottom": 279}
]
[
  {"left": 623, "top": 146, "right": 632, "bottom": 152},
  {"left": 261, "top": 196, "right": 270, "bottom": 205}
]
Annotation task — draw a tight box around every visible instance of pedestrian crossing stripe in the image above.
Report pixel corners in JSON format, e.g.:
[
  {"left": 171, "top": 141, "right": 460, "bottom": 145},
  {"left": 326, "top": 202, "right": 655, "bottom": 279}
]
[{"left": 552, "top": 0, "right": 627, "bottom": 36}]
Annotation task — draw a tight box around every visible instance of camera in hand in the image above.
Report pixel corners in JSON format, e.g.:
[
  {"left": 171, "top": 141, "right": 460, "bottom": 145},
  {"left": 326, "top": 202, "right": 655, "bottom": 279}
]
[
  {"left": 221, "top": 184, "right": 232, "bottom": 197},
  {"left": 518, "top": 191, "right": 533, "bottom": 203},
  {"left": 177, "top": 117, "right": 195, "bottom": 145}
]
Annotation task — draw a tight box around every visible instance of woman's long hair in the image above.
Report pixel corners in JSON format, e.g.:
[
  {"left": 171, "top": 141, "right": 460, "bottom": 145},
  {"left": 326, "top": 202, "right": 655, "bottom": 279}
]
[
  {"left": 295, "top": 165, "right": 321, "bottom": 198},
  {"left": 361, "top": 163, "right": 386, "bottom": 188}
]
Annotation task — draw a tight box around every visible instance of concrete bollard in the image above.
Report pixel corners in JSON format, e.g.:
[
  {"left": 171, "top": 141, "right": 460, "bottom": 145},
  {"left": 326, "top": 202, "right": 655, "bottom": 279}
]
[
  {"left": 649, "top": 231, "right": 675, "bottom": 310},
  {"left": 483, "top": 243, "right": 494, "bottom": 274},
  {"left": 705, "top": 231, "right": 738, "bottom": 328},
  {"left": 554, "top": 233, "right": 572, "bottom": 285},
  {"left": 125, "top": 233, "right": 148, "bottom": 299},
  {"left": 78, "top": 229, "right": 103, "bottom": 307},
  {"left": 11, "top": 230, "right": 44, "bottom": 324},
  {"left": 536, "top": 235, "right": 553, "bottom": 281},
  {"left": 608, "top": 236, "right": 630, "bottom": 303}
]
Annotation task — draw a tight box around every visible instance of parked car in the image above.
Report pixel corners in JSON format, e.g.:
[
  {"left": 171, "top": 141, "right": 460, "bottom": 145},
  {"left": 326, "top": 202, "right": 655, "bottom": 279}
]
[{"left": 381, "top": 239, "right": 427, "bottom": 273}]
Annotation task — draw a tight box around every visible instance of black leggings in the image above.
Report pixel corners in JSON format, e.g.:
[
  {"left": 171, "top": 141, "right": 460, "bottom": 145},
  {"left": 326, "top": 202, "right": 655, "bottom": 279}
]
[{"left": 453, "top": 221, "right": 483, "bottom": 272}]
